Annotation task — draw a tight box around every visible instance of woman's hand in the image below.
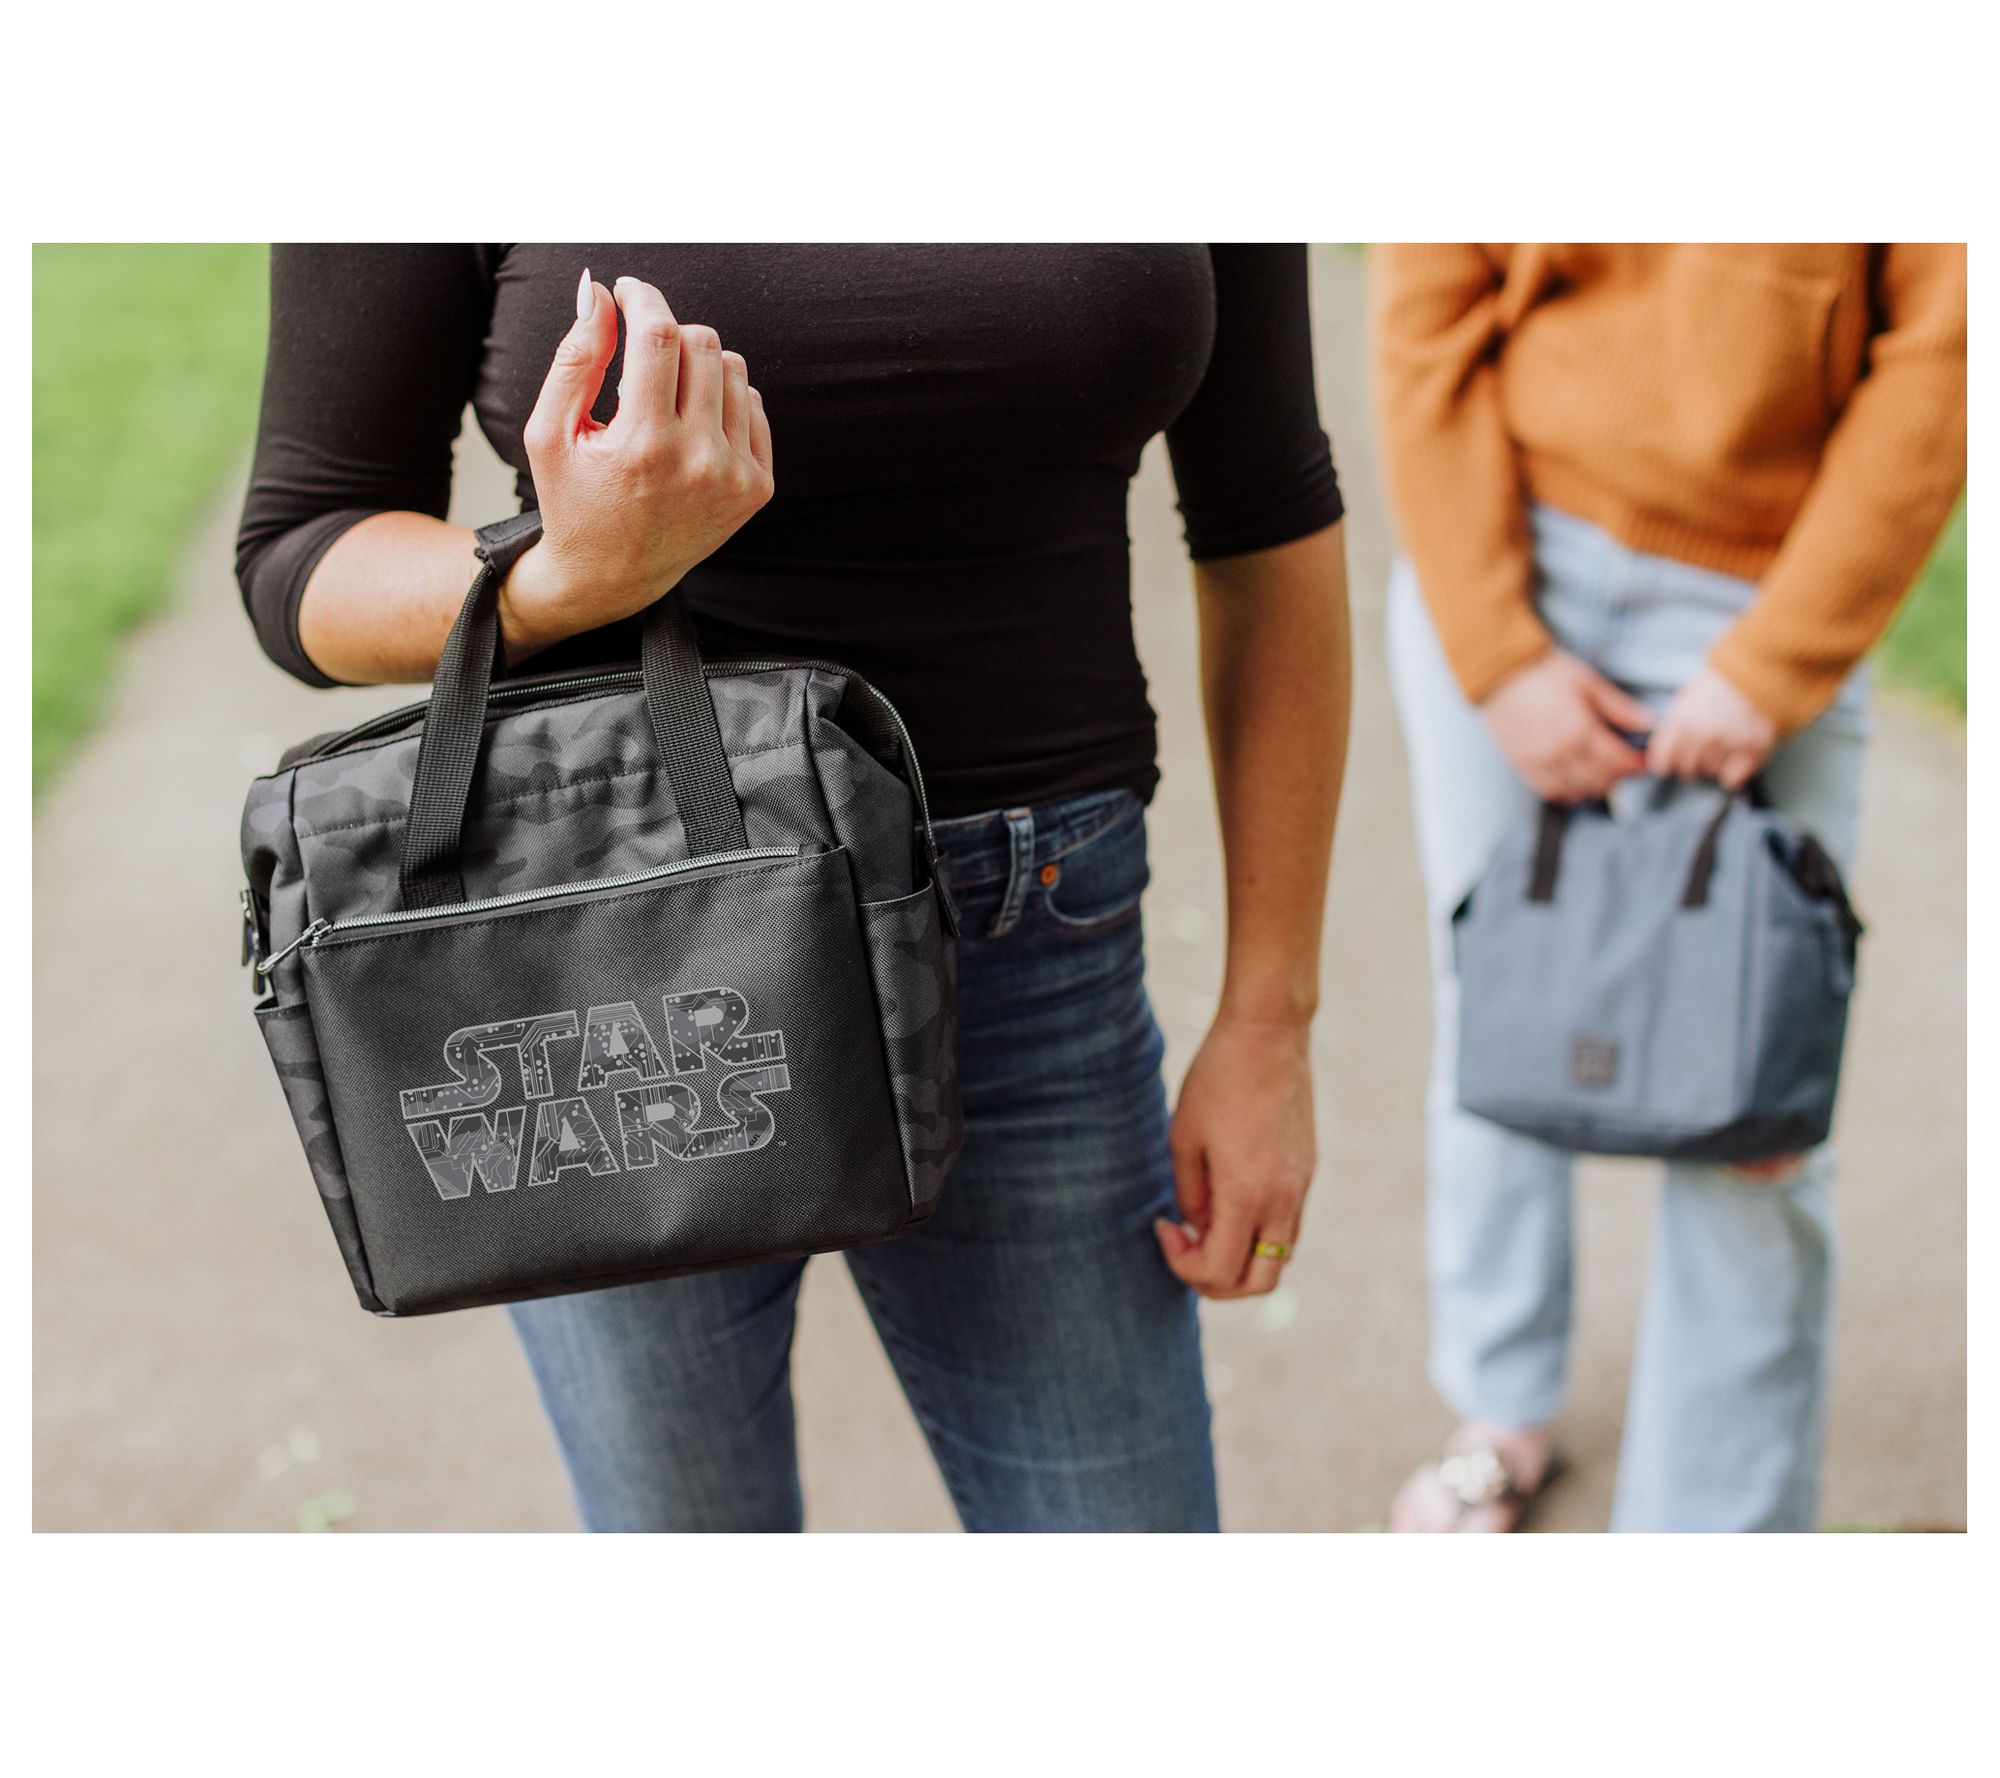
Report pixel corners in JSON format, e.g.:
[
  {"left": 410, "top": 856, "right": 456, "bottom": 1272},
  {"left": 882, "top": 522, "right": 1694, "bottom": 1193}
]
[
  {"left": 1646, "top": 665, "right": 1779, "bottom": 791},
  {"left": 500, "top": 271, "right": 775, "bottom": 662},
  {"left": 1480, "top": 649, "right": 1653, "bottom": 802},
  {"left": 1156, "top": 1015, "right": 1316, "bottom": 1299}
]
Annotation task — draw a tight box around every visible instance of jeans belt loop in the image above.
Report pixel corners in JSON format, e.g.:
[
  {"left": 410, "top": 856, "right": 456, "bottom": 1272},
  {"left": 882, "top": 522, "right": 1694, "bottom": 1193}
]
[{"left": 988, "top": 807, "right": 1038, "bottom": 937}]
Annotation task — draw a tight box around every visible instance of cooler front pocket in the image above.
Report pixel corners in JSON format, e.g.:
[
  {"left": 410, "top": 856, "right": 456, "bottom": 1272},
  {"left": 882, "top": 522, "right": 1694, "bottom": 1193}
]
[{"left": 299, "top": 846, "right": 908, "bottom": 1314}]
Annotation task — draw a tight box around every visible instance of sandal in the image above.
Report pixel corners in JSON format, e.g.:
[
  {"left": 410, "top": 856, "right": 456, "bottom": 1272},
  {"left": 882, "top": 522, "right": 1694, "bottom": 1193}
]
[{"left": 1388, "top": 1431, "right": 1565, "bottom": 1533}]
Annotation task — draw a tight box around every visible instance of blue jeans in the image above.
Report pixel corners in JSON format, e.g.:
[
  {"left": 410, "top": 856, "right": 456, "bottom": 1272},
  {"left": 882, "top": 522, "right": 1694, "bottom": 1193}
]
[
  {"left": 1387, "top": 505, "right": 1870, "bottom": 1531},
  {"left": 509, "top": 789, "right": 1218, "bottom": 1531}
]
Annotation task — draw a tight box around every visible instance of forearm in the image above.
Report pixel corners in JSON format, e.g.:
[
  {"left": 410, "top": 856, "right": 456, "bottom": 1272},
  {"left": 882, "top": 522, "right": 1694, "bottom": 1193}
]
[
  {"left": 1710, "top": 248, "right": 1968, "bottom": 731},
  {"left": 1193, "top": 522, "right": 1351, "bottom": 1028},
  {"left": 294, "top": 512, "right": 573, "bottom": 684},
  {"left": 1712, "top": 465, "right": 1965, "bottom": 734},
  {"left": 1369, "top": 245, "right": 1544, "bottom": 702}
]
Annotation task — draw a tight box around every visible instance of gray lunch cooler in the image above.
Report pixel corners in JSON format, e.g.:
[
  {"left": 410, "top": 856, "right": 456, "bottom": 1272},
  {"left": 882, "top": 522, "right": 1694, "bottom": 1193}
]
[
  {"left": 1454, "top": 785, "right": 1863, "bottom": 1163},
  {"left": 240, "top": 517, "right": 963, "bottom": 1316}
]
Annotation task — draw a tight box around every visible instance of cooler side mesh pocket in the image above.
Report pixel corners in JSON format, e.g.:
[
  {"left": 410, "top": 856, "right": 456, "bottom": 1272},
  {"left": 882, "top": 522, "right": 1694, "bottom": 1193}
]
[
  {"left": 1742, "top": 853, "right": 1852, "bottom": 1153},
  {"left": 859, "top": 882, "right": 962, "bottom": 1218}
]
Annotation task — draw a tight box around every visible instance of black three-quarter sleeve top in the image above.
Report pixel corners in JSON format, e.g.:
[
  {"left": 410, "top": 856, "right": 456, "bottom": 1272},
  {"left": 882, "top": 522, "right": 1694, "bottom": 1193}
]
[{"left": 238, "top": 245, "right": 1342, "bottom": 816}]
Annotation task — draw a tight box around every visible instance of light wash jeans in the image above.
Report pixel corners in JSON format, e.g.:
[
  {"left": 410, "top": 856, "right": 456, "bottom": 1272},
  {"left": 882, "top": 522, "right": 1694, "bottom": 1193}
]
[
  {"left": 1387, "top": 505, "right": 1870, "bottom": 1532},
  {"left": 508, "top": 790, "right": 1218, "bottom": 1532}
]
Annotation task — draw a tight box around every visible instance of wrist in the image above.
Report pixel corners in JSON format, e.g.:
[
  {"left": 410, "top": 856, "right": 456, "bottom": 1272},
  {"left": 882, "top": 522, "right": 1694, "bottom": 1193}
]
[
  {"left": 1213, "top": 987, "right": 1317, "bottom": 1037},
  {"left": 1468, "top": 628, "right": 1556, "bottom": 710},
  {"left": 498, "top": 538, "right": 698, "bottom": 666},
  {"left": 496, "top": 542, "right": 571, "bottom": 666},
  {"left": 501, "top": 540, "right": 652, "bottom": 666}
]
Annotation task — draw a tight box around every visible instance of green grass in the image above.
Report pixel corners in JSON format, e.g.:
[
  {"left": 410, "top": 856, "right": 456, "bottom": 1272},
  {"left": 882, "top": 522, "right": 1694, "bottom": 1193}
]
[
  {"left": 33, "top": 244, "right": 270, "bottom": 793},
  {"left": 1875, "top": 499, "right": 1966, "bottom": 715}
]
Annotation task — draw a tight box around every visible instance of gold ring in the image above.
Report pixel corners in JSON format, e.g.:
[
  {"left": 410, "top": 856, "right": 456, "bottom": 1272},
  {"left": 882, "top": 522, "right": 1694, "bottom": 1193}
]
[{"left": 1253, "top": 1239, "right": 1293, "bottom": 1261}]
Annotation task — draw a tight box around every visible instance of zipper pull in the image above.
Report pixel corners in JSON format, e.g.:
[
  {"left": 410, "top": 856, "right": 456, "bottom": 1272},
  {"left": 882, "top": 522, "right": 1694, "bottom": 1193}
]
[
  {"left": 923, "top": 832, "right": 960, "bottom": 938},
  {"left": 239, "top": 888, "right": 259, "bottom": 970},
  {"left": 256, "top": 917, "right": 331, "bottom": 981}
]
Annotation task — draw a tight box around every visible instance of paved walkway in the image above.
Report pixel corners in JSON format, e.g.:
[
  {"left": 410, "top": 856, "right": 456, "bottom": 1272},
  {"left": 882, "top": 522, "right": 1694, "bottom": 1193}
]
[{"left": 32, "top": 248, "right": 1966, "bottom": 1531}]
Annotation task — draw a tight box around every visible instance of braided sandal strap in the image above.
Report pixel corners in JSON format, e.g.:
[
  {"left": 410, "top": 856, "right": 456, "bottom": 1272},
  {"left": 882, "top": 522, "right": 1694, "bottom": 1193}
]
[{"left": 1436, "top": 1444, "right": 1522, "bottom": 1513}]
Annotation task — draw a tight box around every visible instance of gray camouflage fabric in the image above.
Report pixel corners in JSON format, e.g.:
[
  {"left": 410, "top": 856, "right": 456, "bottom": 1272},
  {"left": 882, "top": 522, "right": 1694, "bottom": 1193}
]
[
  {"left": 861, "top": 884, "right": 964, "bottom": 1216},
  {"left": 256, "top": 1001, "right": 384, "bottom": 1311},
  {"left": 242, "top": 669, "right": 920, "bottom": 949}
]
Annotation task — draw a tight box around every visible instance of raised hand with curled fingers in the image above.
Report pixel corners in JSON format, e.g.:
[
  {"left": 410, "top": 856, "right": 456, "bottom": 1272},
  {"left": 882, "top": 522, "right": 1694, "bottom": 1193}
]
[{"left": 499, "top": 271, "right": 775, "bottom": 664}]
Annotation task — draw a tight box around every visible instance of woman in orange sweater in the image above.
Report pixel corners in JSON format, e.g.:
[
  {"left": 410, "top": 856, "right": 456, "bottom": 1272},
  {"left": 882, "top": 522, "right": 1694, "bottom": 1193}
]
[{"left": 1371, "top": 245, "right": 1965, "bottom": 1531}]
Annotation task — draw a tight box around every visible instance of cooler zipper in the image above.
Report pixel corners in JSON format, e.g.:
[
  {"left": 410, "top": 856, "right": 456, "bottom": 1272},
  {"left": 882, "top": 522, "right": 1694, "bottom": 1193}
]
[
  {"left": 302, "top": 660, "right": 938, "bottom": 857},
  {"left": 254, "top": 845, "right": 801, "bottom": 980},
  {"left": 313, "top": 667, "right": 645, "bottom": 754}
]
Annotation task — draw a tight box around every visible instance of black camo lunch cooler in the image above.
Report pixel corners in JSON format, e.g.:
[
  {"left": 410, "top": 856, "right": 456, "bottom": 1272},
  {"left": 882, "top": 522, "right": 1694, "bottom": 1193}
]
[{"left": 240, "top": 518, "right": 962, "bottom": 1316}]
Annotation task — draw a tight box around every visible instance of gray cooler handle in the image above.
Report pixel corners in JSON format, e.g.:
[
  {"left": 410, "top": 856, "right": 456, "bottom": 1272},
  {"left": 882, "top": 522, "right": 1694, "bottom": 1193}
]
[{"left": 1524, "top": 786, "right": 1754, "bottom": 910}]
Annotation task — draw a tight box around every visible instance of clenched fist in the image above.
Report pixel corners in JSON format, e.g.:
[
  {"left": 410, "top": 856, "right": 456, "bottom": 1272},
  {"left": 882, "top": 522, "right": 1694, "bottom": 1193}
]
[
  {"left": 500, "top": 271, "right": 774, "bottom": 662},
  {"left": 1645, "top": 666, "right": 1779, "bottom": 792},
  {"left": 1480, "top": 649, "right": 1653, "bottom": 803}
]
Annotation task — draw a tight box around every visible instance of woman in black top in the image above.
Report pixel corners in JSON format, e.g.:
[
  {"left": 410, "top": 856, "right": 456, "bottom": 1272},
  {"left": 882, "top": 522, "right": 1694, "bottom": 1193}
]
[{"left": 241, "top": 246, "right": 1350, "bottom": 1531}]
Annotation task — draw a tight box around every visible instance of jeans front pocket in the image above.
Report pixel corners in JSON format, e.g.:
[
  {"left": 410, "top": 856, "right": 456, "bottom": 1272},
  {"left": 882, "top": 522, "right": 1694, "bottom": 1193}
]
[{"left": 1035, "top": 796, "right": 1149, "bottom": 938}]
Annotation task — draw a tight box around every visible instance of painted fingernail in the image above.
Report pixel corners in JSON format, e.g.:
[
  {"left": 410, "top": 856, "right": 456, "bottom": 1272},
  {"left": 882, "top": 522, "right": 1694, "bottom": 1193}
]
[{"left": 575, "top": 268, "right": 593, "bottom": 321}]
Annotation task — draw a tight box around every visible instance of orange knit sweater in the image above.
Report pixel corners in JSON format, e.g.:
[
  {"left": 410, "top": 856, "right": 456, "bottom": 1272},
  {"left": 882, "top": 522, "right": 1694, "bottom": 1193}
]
[{"left": 1368, "top": 245, "right": 1967, "bottom": 731}]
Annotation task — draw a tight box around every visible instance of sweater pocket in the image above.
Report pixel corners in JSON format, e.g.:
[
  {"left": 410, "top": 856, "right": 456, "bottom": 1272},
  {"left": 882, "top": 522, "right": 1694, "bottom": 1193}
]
[{"left": 1661, "top": 248, "right": 1842, "bottom": 475}]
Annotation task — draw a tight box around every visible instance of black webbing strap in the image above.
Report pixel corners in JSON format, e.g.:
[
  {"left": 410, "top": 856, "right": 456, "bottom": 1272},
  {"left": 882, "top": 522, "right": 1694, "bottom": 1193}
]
[
  {"left": 1681, "top": 791, "right": 1741, "bottom": 909},
  {"left": 472, "top": 509, "right": 546, "bottom": 672},
  {"left": 399, "top": 520, "right": 745, "bottom": 909},
  {"left": 641, "top": 591, "right": 748, "bottom": 855},
  {"left": 400, "top": 554, "right": 506, "bottom": 909},
  {"left": 1526, "top": 799, "right": 1610, "bottom": 904},
  {"left": 1526, "top": 785, "right": 1773, "bottom": 915},
  {"left": 1526, "top": 803, "right": 1569, "bottom": 904}
]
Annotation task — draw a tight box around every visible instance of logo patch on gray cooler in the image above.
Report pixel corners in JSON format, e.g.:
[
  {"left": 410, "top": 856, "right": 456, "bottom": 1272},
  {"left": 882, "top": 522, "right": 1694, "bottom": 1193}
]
[
  {"left": 397, "top": 988, "right": 791, "bottom": 1200},
  {"left": 1570, "top": 1035, "right": 1620, "bottom": 1091}
]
